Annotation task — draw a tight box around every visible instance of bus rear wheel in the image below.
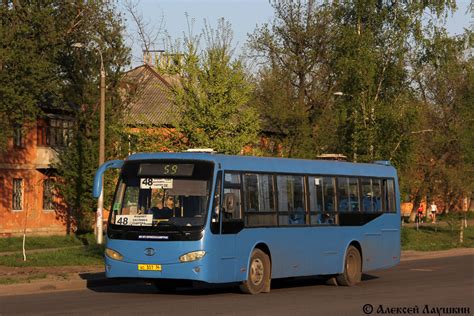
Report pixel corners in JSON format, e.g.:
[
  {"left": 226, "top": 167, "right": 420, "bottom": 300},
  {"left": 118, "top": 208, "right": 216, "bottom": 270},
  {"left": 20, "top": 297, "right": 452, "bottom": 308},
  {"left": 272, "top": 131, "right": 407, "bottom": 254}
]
[
  {"left": 239, "top": 249, "right": 271, "bottom": 294},
  {"left": 336, "top": 245, "right": 362, "bottom": 286}
]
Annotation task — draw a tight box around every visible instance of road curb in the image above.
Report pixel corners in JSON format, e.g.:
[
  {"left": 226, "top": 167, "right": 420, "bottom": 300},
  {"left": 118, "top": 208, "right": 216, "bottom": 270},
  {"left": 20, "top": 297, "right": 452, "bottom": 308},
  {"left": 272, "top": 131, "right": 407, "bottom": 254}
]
[
  {"left": 0, "top": 272, "right": 145, "bottom": 297},
  {"left": 1, "top": 248, "right": 473, "bottom": 297},
  {"left": 400, "top": 247, "right": 474, "bottom": 262}
]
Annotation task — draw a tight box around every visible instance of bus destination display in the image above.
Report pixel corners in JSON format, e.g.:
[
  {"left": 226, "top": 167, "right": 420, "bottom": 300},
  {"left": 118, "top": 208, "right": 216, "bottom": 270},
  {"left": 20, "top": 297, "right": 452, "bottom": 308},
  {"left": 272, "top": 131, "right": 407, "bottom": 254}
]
[{"left": 139, "top": 163, "right": 194, "bottom": 176}]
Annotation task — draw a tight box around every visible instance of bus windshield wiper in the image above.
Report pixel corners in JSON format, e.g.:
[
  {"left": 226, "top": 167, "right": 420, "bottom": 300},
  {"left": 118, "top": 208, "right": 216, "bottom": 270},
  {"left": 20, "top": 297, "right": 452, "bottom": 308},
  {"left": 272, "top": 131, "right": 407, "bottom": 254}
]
[{"left": 155, "top": 221, "right": 188, "bottom": 238}]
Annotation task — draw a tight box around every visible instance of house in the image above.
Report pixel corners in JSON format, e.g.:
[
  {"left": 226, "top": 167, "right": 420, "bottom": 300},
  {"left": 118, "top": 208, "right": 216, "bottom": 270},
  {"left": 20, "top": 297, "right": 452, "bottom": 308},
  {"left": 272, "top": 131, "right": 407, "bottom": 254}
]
[
  {"left": 120, "top": 64, "right": 182, "bottom": 154},
  {"left": 0, "top": 110, "right": 73, "bottom": 236},
  {"left": 0, "top": 64, "right": 179, "bottom": 237}
]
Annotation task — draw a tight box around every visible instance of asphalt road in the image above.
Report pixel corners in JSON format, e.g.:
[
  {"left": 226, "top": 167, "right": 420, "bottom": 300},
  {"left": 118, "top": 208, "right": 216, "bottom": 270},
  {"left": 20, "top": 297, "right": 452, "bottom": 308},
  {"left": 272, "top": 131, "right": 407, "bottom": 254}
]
[{"left": 1, "top": 255, "right": 473, "bottom": 316}]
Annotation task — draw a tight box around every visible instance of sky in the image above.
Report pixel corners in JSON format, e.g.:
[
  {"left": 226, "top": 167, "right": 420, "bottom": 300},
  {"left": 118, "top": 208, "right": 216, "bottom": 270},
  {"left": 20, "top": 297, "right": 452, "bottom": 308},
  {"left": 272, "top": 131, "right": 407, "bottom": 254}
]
[{"left": 120, "top": 0, "right": 473, "bottom": 68}]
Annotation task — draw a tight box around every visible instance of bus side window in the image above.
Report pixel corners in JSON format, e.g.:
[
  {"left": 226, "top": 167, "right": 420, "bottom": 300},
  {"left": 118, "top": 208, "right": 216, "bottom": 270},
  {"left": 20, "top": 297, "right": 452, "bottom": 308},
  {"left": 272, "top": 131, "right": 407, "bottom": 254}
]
[
  {"left": 349, "top": 178, "right": 360, "bottom": 212},
  {"left": 244, "top": 174, "right": 276, "bottom": 227},
  {"left": 210, "top": 171, "right": 222, "bottom": 234},
  {"left": 386, "top": 179, "right": 396, "bottom": 213},
  {"left": 243, "top": 174, "right": 259, "bottom": 212},
  {"left": 372, "top": 179, "right": 382, "bottom": 212},
  {"left": 277, "top": 175, "right": 306, "bottom": 225},
  {"left": 222, "top": 172, "right": 244, "bottom": 234},
  {"left": 323, "top": 177, "right": 335, "bottom": 212},
  {"left": 361, "top": 178, "right": 373, "bottom": 213},
  {"left": 337, "top": 177, "right": 350, "bottom": 213},
  {"left": 309, "top": 176, "right": 324, "bottom": 225},
  {"left": 322, "top": 177, "right": 337, "bottom": 225}
]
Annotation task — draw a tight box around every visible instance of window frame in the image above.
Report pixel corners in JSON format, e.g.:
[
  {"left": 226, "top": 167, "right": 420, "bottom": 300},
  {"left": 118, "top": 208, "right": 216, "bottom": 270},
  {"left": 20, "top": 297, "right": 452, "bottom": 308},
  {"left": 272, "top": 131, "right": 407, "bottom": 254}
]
[
  {"left": 223, "top": 169, "right": 397, "bottom": 228},
  {"left": 12, "top": 178, "right": 23, "bottom": 211},
  {"left": 13, "top": 125, "right": 25, "bottom": 148},
  {"left": 42, "top": 178, "right": 55, "bottom": 211}
]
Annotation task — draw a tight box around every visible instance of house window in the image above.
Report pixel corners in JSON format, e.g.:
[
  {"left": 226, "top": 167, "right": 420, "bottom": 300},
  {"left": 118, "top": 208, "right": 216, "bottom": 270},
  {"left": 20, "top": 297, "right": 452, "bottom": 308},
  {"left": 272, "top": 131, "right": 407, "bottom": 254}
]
[
  {"left": 43, "top": 179, "right": 54, "bottom": 210},
  {"left": 37, "top": 118, "right": 74, "bottom": 147},
  {"left": 12, "top": 178, "right": 23, "bottom": 211},
  {"left": 13, "top": 125, "right": 25, "bottom": 148}
]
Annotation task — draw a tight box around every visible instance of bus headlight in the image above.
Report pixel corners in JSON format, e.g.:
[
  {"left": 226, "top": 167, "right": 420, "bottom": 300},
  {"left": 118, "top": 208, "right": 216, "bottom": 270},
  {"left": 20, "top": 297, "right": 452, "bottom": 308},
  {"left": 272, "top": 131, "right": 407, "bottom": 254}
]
[
  {"left": 179, "top": 250, "right": 206, "bottom": 262},
  {"left": 105, "top": 248, "right": 124, "bottom": 261}
]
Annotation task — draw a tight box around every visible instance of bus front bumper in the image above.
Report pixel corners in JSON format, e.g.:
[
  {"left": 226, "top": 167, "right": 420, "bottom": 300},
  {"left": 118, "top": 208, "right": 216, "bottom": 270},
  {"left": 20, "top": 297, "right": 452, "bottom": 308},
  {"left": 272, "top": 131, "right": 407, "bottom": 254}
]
[{"left": 104, "top": 256, "right": 213, "bottom": 282}]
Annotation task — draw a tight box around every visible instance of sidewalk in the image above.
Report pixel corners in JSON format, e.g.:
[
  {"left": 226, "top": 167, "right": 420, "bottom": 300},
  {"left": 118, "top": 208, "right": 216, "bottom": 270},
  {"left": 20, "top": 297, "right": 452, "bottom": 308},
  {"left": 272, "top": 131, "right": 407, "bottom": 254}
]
[
  {"left": 400, "top": 247, "right": 474, "bottom": 262},
  {"left": 1, "top": 248, "right": 473, "bottom": 297},
  {"left": 0, "top": 269, "right": 144, "bottom": 297}
]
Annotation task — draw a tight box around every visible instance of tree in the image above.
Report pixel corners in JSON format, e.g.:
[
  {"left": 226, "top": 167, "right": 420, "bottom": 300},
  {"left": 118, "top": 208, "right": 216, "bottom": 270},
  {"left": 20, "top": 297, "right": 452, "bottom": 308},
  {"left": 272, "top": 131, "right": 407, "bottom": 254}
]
[
  {"left": 0, "top": 1, "right": 61, "bottom": 150},
  {"left": 401, "top": 29, "right": 473, "bottom": 212},
  {"left": 249, "top": 0, "right": 333, "bottom": 158},
  {"left": 54, "top": 1, "right": 130, "bottom": 233},
  {"left": 0, "top": 1, "right": 131, "bottom": 233},
  {"left": 326, "top": 0, "right": 455, "bottom": 163},
  {"left": 162, "top": 18, "right": 260, "bottom": 154},
  {"left": 249, "top": 0, "right": 456, "bottom": 164}
]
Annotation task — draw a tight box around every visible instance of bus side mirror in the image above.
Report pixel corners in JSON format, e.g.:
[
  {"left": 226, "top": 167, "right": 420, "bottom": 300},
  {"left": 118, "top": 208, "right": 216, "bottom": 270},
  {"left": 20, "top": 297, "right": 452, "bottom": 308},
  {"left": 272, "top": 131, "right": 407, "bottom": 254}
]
[{"left": 93, "top": 160, "right": 124, "bottom": 198}]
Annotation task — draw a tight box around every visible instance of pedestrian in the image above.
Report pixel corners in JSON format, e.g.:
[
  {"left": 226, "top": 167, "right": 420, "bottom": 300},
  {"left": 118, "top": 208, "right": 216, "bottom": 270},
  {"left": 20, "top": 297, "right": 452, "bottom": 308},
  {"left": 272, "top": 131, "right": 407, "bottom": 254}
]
[
  {"left": 430, "top": 202, "right": 438, "bottom": 223},
  {"left": 416, "top": 204, "right": 424, "bottom": 224}
]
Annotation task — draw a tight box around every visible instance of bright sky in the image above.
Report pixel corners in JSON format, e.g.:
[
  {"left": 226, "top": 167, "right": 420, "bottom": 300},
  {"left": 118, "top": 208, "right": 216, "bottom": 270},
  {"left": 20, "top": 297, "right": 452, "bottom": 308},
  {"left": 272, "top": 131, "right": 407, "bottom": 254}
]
[{"left": 121, "top": 0, "right": 472, "bottom": 67}]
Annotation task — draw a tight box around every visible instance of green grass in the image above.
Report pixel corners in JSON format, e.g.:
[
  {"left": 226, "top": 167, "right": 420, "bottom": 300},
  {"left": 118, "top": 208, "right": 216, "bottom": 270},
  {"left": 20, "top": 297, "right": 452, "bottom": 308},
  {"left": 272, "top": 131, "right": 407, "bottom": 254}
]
[
  {"left": 401, "top": 225, "right": 474, "bottom": 251},
  {"left": 0, "top": 235, "right": 83, "bottom": 253},
  {"left": 0, "top": 273, "right": 48, "bottom": 285},
  {"left": 0, "top": 245, "right": 105, "bottom": 267}
]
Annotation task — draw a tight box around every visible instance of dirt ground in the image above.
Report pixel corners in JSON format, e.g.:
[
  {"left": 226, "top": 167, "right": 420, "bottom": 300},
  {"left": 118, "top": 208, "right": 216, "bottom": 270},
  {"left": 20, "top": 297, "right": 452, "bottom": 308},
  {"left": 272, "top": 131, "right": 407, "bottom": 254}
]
[{"left": 0, "top": 265, "right": 103, "bottom": 283}]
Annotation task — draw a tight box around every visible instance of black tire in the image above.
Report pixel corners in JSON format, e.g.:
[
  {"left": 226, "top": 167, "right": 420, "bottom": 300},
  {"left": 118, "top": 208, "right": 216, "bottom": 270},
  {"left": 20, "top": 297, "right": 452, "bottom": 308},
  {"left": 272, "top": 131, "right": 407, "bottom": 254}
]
[
  {"left": 153, "top": 279, "right": 176, "bottom": 292},
  {"left": 239, "top": 249, "right": 271, "bottom": 294},
  {"left": 336, "top": 245, "right": 362, "bottom": 286}
]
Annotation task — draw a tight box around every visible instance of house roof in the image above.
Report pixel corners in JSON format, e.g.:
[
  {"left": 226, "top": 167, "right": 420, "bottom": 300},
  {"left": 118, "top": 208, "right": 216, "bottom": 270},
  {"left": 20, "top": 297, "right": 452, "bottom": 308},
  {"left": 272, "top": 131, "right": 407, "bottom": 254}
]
[{"left": 122, "top": 64, "right": 180, "bottom": 126}]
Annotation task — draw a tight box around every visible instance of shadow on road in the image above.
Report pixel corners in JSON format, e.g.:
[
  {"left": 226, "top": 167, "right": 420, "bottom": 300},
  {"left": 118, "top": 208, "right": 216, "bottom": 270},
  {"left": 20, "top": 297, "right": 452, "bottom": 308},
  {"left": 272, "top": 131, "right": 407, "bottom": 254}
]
[{"left": 78, "top": 273, "right": 379, "bottom": 296}]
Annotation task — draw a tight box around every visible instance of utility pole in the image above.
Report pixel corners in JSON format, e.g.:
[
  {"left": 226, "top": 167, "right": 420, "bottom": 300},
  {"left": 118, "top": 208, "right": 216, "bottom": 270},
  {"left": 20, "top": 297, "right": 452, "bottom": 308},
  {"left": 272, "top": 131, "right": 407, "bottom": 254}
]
[
  {"left": 97, "top": 48, "right": 105, "bottom": 245},
  {"left": 72, "top": 42, "right": 106, "bottom": 244}
]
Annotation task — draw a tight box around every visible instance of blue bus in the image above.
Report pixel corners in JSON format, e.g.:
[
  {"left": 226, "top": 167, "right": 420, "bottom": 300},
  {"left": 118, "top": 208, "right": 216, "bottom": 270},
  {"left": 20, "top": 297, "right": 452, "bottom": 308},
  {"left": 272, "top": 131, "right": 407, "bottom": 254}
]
[{"left": 93, "top": 152, "right": 400, "bottom": 294}]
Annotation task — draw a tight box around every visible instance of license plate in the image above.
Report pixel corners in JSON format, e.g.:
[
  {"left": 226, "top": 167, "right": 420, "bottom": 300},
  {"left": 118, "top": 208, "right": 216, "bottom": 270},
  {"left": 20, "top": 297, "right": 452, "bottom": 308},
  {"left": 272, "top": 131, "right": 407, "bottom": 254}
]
[{"left": 138, "top": 264, "right": 162, "bottom": 271}]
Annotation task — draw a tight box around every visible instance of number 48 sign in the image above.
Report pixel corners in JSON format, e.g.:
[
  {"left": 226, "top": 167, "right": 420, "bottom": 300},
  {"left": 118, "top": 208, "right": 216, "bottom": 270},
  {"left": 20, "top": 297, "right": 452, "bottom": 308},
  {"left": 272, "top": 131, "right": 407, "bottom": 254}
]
[{"left": 140, "top": 178, "right": 174, "bottom": 189}]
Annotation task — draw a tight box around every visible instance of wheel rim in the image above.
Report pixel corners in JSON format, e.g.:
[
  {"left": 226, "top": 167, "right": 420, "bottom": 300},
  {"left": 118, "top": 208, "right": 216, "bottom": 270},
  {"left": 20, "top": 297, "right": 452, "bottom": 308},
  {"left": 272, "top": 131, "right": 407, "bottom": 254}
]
[
  {"left": 346, "top": 251, "right": 357, "bottom": 280},
  {"left": 250, "top": 258, "right": 264, "bottom": 286}
]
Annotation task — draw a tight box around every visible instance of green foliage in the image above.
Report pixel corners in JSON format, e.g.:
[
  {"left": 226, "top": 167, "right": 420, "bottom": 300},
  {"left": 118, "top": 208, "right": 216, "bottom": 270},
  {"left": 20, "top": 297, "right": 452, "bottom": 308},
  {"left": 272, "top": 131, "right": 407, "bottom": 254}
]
[
  {"left": 125, "top": 126, "right": 185, "bottom": 154},
  {"left": 54, "top": 1, "right": 129, "bottom": 233},
  {"left": 250, "top": 0, "right": 470, "bottom": 209},
  {"left": 161, "top": 18, "right": 260, "bottom": 154},
  {"left": 401, "top": 225, "right": 474, "bottom": 251},
  {"left": 0, "top": 246, "right": 104, "bottom": 267},
  {"left": 400, "top": 29, "right": 473, "bottom": 210},
  {"left": 0, "top": 273, "right": 48, "bottom": 285},
  {"left": 0, "top": 1, "right": 130, "bottom": 233},
  {"left": 249, "top": 1, "right": 333, "bottom": 158},
  {"left": 0, "top": 1, "right": 60, "bottom": 150}
]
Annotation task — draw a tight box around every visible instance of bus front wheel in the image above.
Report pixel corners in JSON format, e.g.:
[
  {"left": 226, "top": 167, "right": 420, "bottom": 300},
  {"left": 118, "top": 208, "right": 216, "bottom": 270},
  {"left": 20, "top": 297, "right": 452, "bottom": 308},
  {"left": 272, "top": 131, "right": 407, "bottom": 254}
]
[
  {"left": 336, "top": 245, "right": 362, "bottom": 286},
  {"left": 239, "top": 249, "right": 271, "bottom": 294}
]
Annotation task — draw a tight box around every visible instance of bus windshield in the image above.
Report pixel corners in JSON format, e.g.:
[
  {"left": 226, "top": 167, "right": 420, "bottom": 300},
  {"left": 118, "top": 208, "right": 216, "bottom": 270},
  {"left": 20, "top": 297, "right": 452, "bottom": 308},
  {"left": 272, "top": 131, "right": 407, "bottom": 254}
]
[{"left": 110, "top": 160, "right": 213, "bottom": 229}]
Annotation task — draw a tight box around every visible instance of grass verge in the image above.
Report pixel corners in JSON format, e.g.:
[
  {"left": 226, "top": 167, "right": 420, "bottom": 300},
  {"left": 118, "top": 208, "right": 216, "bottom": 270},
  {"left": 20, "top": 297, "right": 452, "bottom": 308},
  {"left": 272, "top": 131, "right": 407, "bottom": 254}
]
[
  {"left": 0, "top": 273, "right": 48, "bottom": 285},
  {"left": 0, "top": 235, "right": 84, "bottom": 253},
  {"left": 0, "top": 245, "right": 104, "bottom": 267},
  {"left": 401, "top": 225, "right": 474, "bottom": 251}
]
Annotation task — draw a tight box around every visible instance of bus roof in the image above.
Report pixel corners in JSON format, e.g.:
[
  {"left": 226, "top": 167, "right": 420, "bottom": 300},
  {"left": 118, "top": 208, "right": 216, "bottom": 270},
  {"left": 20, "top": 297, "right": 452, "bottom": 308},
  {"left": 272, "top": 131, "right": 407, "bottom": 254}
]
[{"left": 125, "top": 152, "right": 397, "bottom": 178}]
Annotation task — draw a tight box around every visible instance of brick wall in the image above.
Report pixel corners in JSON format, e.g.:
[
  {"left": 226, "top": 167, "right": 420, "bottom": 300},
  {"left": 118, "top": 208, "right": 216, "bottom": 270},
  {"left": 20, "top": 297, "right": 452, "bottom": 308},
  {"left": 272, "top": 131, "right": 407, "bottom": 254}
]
[{"left": 0, "top": 121, "right": 68, "bottom": 237}]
